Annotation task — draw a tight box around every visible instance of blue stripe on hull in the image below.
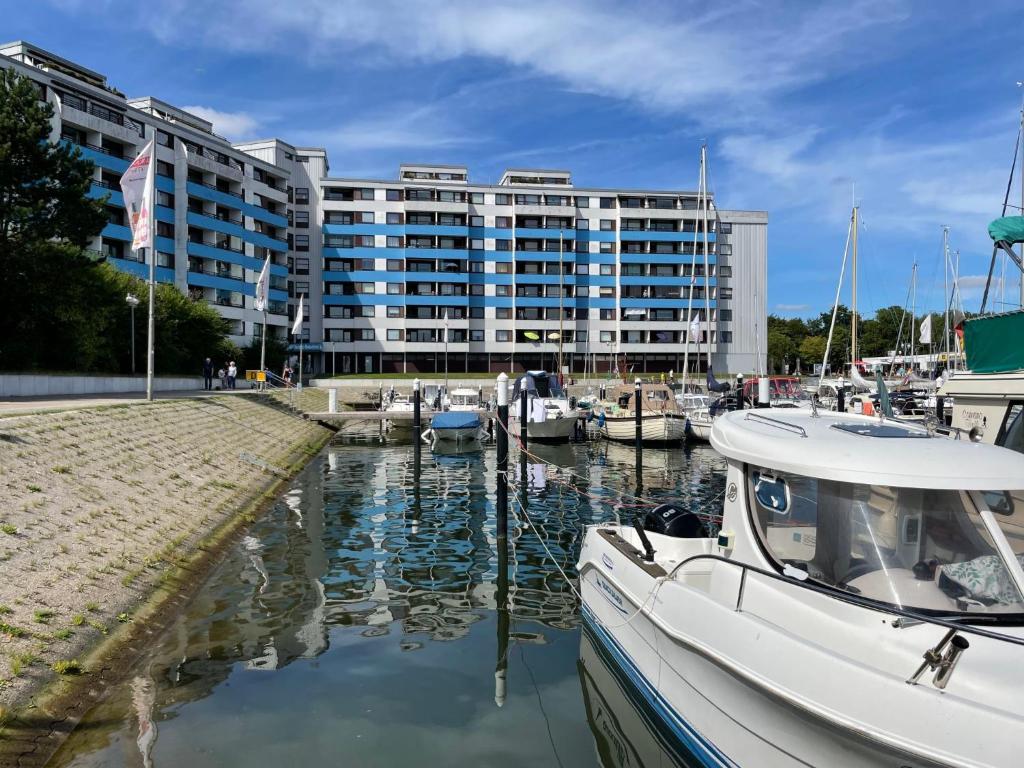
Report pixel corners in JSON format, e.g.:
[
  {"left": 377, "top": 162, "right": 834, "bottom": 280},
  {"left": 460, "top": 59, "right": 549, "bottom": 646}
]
[{"left": 581, "top": 604, "right": 739, "bottom": 768}]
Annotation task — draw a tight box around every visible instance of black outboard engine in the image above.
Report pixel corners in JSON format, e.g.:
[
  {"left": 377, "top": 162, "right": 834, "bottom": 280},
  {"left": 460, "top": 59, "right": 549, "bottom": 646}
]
[{"left": 643, "top": 503, "right": 707, "bottom": 539}]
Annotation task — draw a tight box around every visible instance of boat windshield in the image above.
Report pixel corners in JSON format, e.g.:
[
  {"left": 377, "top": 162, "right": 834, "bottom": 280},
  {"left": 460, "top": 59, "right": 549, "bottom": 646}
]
[
  {"left": 749, "top": 469, "right": 1024, "bottom": 616},
  {"left": 532, "top": 376, "right": 564, "bottom": 398},
  {"left": 1001, "top": 404, "right": 1023, "bottom": 455}
]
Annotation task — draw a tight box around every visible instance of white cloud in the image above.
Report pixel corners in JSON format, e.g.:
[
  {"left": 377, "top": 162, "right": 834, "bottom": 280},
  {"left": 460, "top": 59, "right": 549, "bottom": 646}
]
[
  {"left": 774, "top": 303, "right": 812, "bottom": 313},
  {"left": 180, "top": 105, "right": 261, "bottom": 139}
]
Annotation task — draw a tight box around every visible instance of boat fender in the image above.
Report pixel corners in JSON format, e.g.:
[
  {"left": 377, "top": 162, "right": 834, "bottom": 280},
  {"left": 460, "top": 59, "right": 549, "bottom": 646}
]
[
  {"left": 862, "top": 399, "right": 874, "bottom": 416},
  {"left": 643, "top": 504, "right": 707, "bottom": 539}
]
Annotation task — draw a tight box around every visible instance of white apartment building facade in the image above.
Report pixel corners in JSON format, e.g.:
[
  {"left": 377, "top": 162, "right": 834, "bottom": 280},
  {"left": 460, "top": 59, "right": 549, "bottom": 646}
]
[{"left": 2, "top": 41, "right": 767, "bottom": 377}]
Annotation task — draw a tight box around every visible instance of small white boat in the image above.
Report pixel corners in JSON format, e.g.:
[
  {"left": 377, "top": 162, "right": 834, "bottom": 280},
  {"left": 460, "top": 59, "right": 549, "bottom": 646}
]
[
  {"left": 509, "top": 371, "right": 579, "bottom": 444},
  {"left": 678, "top": 392, "right": 713, "bottom": 442},
  {"left": 579, "top": 408, "right": 1024, "bottom": 767},
  {"left": 448, "top": 387, "right": 482, "bottom": 412},
  {"left": 426, "top": 411, "right": 484, "bottom": 443},
  {"left": 597, "top": 383, "right": 688, "bottom": 444}
]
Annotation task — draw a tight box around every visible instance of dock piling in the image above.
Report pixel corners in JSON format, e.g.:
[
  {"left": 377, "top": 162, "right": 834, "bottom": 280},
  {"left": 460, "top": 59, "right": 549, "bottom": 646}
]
[
  {"left": 936, "top": 395, "right": 945, "bottom": 424},
  {"left": 736, "top": 373, "right": 745, "bottom": 411},
  {"left": 634, "top": 377, "right": 643, "bottom": 492},
  {"left": 413, "top": 377, "right": 421, "bottom": 467},
  {"left": 496, "top": 373, "right": 509, "bottom": 540}
]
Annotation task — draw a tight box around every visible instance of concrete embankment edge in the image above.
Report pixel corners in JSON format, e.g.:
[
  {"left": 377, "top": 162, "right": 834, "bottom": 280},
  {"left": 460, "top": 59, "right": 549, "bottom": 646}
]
[{"left": 0, "top": 395, "right": 333, "bottom": 767}]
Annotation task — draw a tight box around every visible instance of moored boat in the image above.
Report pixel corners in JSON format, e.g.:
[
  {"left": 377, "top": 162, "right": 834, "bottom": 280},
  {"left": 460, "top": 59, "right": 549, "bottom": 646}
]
[
  {"left": 597, "top": 382, "right": 688, "bottom": 444},
  {"left": 578, "top": 408, "right": 1024, "bottom": 767},
  {"left": 509, "top": 371, "right": 578, "bottom": 444},
  {"left": 427, "top": 410, "right": 484, "bottom": 443}
]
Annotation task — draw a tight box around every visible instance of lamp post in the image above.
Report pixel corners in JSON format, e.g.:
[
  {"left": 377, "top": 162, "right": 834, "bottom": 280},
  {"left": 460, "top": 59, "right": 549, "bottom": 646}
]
[{"left": 125, "top": 293, "right": 140, "bottom": 374}]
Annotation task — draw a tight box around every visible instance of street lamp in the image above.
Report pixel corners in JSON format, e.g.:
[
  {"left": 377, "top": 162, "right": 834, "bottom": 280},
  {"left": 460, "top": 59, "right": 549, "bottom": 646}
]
[{"left": 125, "top": 294, "right": 140, "bottom": 374}]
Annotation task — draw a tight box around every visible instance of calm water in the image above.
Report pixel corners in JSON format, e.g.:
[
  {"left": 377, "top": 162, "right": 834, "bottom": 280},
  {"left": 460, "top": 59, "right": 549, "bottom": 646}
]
[{"left": 49, "top": 437, "right": 726, "bottom": 768}]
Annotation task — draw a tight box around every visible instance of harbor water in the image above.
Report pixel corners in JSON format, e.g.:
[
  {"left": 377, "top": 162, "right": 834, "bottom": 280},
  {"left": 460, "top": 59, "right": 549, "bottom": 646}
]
[{"left": 49, "top": 436, "right": 727, "bottom": 768}]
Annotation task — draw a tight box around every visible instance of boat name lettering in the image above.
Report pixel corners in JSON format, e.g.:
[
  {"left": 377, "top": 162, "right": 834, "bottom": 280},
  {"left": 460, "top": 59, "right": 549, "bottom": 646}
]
[{"left": 595, "top": 575, "right": 628, "bottom": 613}]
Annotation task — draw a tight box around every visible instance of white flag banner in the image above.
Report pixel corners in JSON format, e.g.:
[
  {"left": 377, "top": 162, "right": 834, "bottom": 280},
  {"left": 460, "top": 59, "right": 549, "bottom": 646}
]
[
  {"left": 919, "top": 315, "right": 932, "bottom": 345},
  {"left": 119, "top": 138, "right": 156, "bottom": 251},
  {"left": 689, "top": 315, "right": 702, "bottom": 342},
  {"left": 253, "top": 257, "right": 270, "bottom": 312},
  {"left": 292, "top": 294, "right": 304, "bottom": 336}
]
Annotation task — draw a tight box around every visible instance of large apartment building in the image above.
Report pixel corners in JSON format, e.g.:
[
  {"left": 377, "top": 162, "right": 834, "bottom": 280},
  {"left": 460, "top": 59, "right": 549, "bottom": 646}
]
[{"left": 2, "top": 41, "right": 768, "bottom": 376}]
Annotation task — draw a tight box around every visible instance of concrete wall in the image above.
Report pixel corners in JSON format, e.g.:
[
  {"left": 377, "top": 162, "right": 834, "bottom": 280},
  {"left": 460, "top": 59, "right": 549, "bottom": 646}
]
[{"left": 0, "top": 374, "right": 204, "bottom": 397}]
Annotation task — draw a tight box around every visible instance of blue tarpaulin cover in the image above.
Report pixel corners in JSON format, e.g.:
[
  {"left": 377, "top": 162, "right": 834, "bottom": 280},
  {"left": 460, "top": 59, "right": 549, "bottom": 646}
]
[{"left": 431, "top": 412, "right": 481, "bottom": 429}]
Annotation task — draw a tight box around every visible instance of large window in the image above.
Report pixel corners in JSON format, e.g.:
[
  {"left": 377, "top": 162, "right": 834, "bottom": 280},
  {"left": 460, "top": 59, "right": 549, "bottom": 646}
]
[{"left": 749, "top": 470, "right": 1024, "bottom": 615}]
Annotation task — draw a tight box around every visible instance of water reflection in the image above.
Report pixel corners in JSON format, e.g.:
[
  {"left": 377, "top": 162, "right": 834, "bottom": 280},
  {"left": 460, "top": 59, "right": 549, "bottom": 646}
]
[{"left": 50, "top": 437, "right": 726, "bottom": 768}]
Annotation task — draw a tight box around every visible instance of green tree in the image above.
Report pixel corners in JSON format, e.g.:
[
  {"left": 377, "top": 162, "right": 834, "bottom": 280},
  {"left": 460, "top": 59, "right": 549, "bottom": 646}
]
[
  {"left": 767, "top": 329, "right": 796, "bottom": 374},
  {"left": 799, "top": 336, "right": 827, "bottom": 368},
  {"left": 0, "top": 68, "right": 108, "bottom": 370}
]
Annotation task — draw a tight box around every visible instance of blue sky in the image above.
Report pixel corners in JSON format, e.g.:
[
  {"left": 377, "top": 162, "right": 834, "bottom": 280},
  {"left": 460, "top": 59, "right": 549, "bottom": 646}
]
[{"left": 8, "top": 0, "right": 1024, "bottom": 318}]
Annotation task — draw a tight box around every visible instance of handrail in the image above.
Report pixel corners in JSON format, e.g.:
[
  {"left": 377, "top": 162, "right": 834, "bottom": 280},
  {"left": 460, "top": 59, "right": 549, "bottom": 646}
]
[
  {"left": 743, "top": 411, "right": 808, "bottom": 438},
  {"left": 663, "top": 551, "right": 1024, "bottom": 647}
]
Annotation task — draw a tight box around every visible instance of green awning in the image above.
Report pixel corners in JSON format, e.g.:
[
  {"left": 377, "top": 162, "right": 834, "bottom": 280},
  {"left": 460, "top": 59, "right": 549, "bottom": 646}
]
[
  {"left": 964, "top": 310, "right": 1024, "bottom": 373},
  {"left": 988, "top": 216, "right": 1024, "bottom": 245}
]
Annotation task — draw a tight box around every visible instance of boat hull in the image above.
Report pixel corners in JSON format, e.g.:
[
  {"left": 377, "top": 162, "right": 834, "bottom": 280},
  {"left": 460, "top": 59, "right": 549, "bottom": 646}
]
[
  {"left": 430, "top": 425, "right": 481, "bottom": 442},
  {"left": 578, "top": 527, "right": 1020, "bottom": 768},
  {"left": 509, "top": 415, "right": 578, "bottom": 443},
  {"left": 601, "top": 414, "right": 687, "bottom": 444},
  {"left": 685, "top": 416, "right": 713, "bottom": 442}
]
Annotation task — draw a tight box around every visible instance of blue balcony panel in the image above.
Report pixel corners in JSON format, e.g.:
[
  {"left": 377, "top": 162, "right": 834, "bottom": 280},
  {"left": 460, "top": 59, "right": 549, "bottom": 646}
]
[
  {"left": 401, "top": 295, "right": 469, "bottom": 306},
  {"left": 514, "top": 251, "right": 576, "bottom": 262},
  {"left": 514, "top": 228, "right": 578, "bottom": 241},
  {"left": 468, "top": 249, "right": 512, "bottom": 262},
  {"left": 323, "top": 270, "right": 390, "bottom": 282},
  {"left": 512, "top": 274, "right": 575, "bottom": 285},
  {"left": 586, "top": 275, "right": 617, "bottom": 286},
  {"left": 620, "top": 231, "right": 715, "bottom": 243},
  {"left": 619, "top": 275, "right": 694, "bottom": 286},
  {"left": 107, "top": 257, "right": 174, "bottom": 284},
  {"left": 403, "top": 271, "right": 470, "bottom": 283},
  {"left": 620, "top": 253, "right": 716, "bottom": 265},
  {"left": 187, "top": 271, "right": 248, "bottom": 294},
  {"left": 323, "top": 223, "right": 404, "bottom": 237},
  {"left": 482, "top": 274, "right": 514, "bottom": 285},
  {"left": 510, "top": 297, "right": 568, "bottom": 308},
  {"left": 406, "top": 247, "right": 468, "bottom": 260},
  {"left": 88, "top": 184, "right": 122, "bottom": 207},
  {"left": 404, "top": 224, "right": 469, "bottom": 237},
  {"left": 102, "top": 222, "right": 132, "bottom": 241},
  {"left": 186, "top": 212, "right": 287, "bottom": 252},
  {"left": 71, "top": 143, "right": 129, "bottom": 173},
  {"left": 322, "top": 246, "right": 398, "bottom": 259},
  {"left": 481, "top": 297, "right": 514, "bottom": 308},
  {"left": 156, "top": 175, "right": 175, "bottom": 194},
  {"left": 185, "top": 241, "right": 287, "bottom": 276},
  {"left": 620, "top": 298, "right": 717, "bottom": 309},
  {"left": 186, "top": 181, "right": 288, "bottom": 228}
]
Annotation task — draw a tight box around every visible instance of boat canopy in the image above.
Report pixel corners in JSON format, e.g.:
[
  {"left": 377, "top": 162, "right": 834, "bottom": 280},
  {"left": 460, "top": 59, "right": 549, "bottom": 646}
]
[
  {"left": 512, "top": 371, "right": 565, "bottom": 400},
  {"left": 988, "top": 215, "right": 1024, "bottom": 245},
  {"left": 964, "top": 310, "right": 1024, "bottom": 374},
  {"left": 431, "top": 412, "right": 481, "bottom": 430}
]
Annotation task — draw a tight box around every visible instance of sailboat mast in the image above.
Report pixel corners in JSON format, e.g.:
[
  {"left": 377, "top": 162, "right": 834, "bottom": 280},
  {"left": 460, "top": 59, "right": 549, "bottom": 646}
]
[
  {"left": 1020, "top": 96, "right": 1024, "bottom": 309},
  {"left": 681, "top": 151, "right": 699, "bottom": 390},
  {"left": 942, "top": 226, "right": 950, "bottom": 370},
  {"left": 851, "top": 205, "right": 859, "bottom": 367},
  {"left": 910, "top": 262, "right": 917, "bottom": 366},
  {"left": 700, "top": 144, "right": 713, "bottom": 381},
  {"left": 558, "top": 229, "right": 564, "bottom": 382}
]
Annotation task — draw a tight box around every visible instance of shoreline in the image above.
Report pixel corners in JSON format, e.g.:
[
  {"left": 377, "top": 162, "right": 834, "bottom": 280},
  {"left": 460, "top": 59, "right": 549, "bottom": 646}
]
[{"left": 0, "top": 394, "right": 333, "bottom": 767}]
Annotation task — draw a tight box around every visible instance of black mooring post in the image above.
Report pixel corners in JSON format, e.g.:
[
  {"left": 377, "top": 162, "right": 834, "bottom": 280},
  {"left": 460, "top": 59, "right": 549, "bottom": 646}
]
[
  {"left": 413, "top": 377, "right": 421, "bottom": 466},
  {"left": 494, "top": 523, "right": 510, "bottom": 708},
  {"left": 736, "top": 374, "right": 744, "bottom": 411},
  {"left": 634, "top": 377, "right": 643, "bottom": 493},
  {"left": 496, "top": 373, "right": 509, "bottom": 540},
  {"left": 519, "top": 384, "right": 529, "bottom": 487},
  {"left": 936, "top": 395, "right": 945, "bottom": 424}
]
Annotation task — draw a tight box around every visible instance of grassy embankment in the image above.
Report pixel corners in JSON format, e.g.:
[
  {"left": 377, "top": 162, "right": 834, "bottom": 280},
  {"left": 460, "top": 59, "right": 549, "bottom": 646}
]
[{"left": 0, "top": 394, "right": 332, "bottom": 757}]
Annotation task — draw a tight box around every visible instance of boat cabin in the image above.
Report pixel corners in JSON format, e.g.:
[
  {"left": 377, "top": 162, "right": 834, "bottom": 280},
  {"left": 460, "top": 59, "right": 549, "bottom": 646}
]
[
  {"left": 713, "top": 410, "right": 1024, "bottom": 616},
  {"left": 511, "top": 371, "right": 566, "bottom": 402},
  {"left": 449, "top": 388, "right": 481, "bottom": 410},
  {"left": 603, "top": 383, "right": 681, "bottom": 414}
]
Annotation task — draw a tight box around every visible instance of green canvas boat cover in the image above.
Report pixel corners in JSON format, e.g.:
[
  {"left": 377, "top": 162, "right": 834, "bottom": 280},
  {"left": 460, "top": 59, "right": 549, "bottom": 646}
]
[
  {"left": 965, "top": 311, "right": 1024, "bottom": 373},
  {"left": 988, "top": 216, "right": 1024, "bottom": 245}
]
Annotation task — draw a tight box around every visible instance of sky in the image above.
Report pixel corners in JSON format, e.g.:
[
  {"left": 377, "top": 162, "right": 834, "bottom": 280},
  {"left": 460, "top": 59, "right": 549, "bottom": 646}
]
[{"left": 7, "top": 0, "right": 1024, "bottom": 318}]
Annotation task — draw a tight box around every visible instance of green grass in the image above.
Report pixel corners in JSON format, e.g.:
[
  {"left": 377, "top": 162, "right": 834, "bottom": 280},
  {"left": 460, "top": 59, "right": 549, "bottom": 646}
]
[
  {"left": 33, "top": 609, "right": 54, "bottom": 624},
  {"left": 71, "top": 614, "right": 84, "bottom": 626},
  {"left": 85, "top": 602, "right": 99, "bottom": 612},
  {"left": 51, "top": 659, "right": 82, "bottom": 675},
  {"left": 0, "top": 524, "right": 17, "bottom": 536},
  {"left": 53, "top": 628, "right": 72, "bottom": 640},
  {"left": 26, "top": 484, "right": 42, "bottom": 493},
  {"left": 0, "top": 605, "right": 11, "bottom": 615},
  {"left": 0, "top": 622, "right": 25, "bottom": 638},
  {"left": 51, "top": 465, "right": 71, "bottom": 475}
]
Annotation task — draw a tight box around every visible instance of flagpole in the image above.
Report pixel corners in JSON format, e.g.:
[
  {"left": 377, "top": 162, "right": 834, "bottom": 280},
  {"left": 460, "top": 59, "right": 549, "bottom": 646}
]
[
  {"left": 145, "top": 137, "right": 156, "bottom": 403},
  {"left": 259, "top": 309, "right": 267, "bottom": 391}
]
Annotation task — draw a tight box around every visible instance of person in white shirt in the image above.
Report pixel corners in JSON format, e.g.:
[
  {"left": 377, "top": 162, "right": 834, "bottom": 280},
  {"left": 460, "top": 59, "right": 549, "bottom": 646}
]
[{"left": 227, "top": 361, "right": 238, "bottom": 389}]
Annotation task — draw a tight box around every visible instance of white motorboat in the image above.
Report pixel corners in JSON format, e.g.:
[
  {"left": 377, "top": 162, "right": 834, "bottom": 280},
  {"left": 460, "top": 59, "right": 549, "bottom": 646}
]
[
  {"left": 578, "top": 408, "right": 1024, "bottom": 767},
  {"left": 939, "top": 369, "right": 1023, "bottom": 449},
  {"left": 425, "top": 411, "right": 485, "bottom": 444},
  {"left": 597, "top": 383, "right": 688, "bottom": 444},
  {"left": 676, "top": 392, "right": 714, "bottom": 442},
  {"left": 509, "top": 371, "right": 579, "bottom": 444},
  {"left": 448, "top": 387, "right": 482, "bottom": 412}
]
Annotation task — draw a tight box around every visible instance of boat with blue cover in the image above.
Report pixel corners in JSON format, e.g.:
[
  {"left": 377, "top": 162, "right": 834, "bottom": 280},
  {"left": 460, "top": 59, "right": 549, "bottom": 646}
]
[{"left": 428, "top": 411, "right": 484, "bottom": 443}]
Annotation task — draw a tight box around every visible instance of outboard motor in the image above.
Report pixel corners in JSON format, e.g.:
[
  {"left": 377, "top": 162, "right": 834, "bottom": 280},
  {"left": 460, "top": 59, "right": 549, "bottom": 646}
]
[{"left": 643, "top": 503, "right": 707, "bottom": 539}]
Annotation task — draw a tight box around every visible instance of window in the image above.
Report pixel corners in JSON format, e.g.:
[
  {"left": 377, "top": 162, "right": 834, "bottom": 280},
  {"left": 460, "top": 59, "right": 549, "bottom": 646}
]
[
  {"left": 496, "top": 330, "right": 511, "bottom": 342},
  {"left": 387, "top": 283, "right": 402, "bottom": 295},
  {"left": 469, "top": 261, "right": 484, "bottom": 273},
  {"left": 293, "top": 235, "right": 310, "bottom": 252},
  {"left": 600, "top": 331, "right": 615, "bottom": 343},
  {"left": 294, "top": 210, "right": 310, "bottom": 228},
  {"left": 294, "top": 258, "right": 310, "bottom": 275},
  {"left": 720, "top": 331, "right": 733, "bottom": 343},
  {"left": 599, "top": 242, "right": 615, "bottom": 253},
  {"left": 599, "top": 264, "right": 615, "bottom": 276},
  {"left": 719, "top": 287, "right": 733, "bottom": 300},
  {"left": 470, "top": 192, "right": 484, "bottom": 204},
  {"left": 495, "top": 285, "right": 511, "bottom": 296},
  {"left": 387, "top": 306, "right": 403, "bottom": 318},
  {"left": 495, "top": 216, "right": 511, "bottom": 228},
  {"left": 386, "top": 189, "right": 402, "bottom": 201},
  {"left": 599, "top": 286, "right": 614, "bottom": 297},
  {"left": 355, "top": 235, "right": 375, "bottom": 247},
  {"left": 599, "top": 219, "right": 615, "bottom": 231},
  {"left": 600, "top": 197, "right": 615, "bottom": 209},
  {"left": 576, "top": 218, "right": 589, "bottom": 230},
  {"left": 577, "top": 197, "right": 590, "bottom": 208},
  {"left": 295, "top": 188, "right": 310, "bottom": 204},
  {"left": 360, "top": 329, "right": 375, "bottom": 341},
  {"left": 718, "top": 265, "right": 733, "bottom": 277},
  {"left": 470, "top": 238, "right": 484, "bottom": 250},
  {"left": 577, "top": 286, "right": 589, "bottom": 297},
  {"left": 387, "top": 212, "right": 403, "bottom": 225},
  {"left": 358, "top": 188, "right": 376, "bottom": 201},
  {"left": 496, "top": 307, "right": 511, "bottom": 319},
  {"left": 387, "top": 259, "right": 403, "bottom": 271},
  {"left": 387, "top": 236, "right": 403, "bottom": 248},
  {"left": 495, "top": 193, "right": 511, "bottom": 205},
  {"left": 495, "top": 239, "right": 511, "bottom": 251},
  {"left": 357, "top": 258, "right": 375, "bottom": 270},
  {"left": 470, "top": 215, "right": 484, "bottom": 227},
  {"left": 387, "top": 329, "right": 403, "bottom": 341},
  {"left": 356, "top": 282, "right": 375, "bottom": 294},
  {"left": 470, "top": 329, "right": 485, "bottom": 342},
  {"left": 494, "top": 262, "right": 511, "bottom": 274},
  {"left": 359, "top": 305, "right": 376, "bottom": 317},
  {"left": 718, "top": 221, "right": 732, "bottom": 234},
  {"left": 600, "top": 308, "right": 614, "bottom": 320},
  {"left": 470, "top": 284, "right": 485, "bottom": 295}
]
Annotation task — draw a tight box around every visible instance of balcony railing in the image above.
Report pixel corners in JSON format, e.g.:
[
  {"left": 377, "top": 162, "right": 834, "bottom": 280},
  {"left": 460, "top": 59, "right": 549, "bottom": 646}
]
[{"left": 188, "top": 236, "right": 245, "bottom": 254}]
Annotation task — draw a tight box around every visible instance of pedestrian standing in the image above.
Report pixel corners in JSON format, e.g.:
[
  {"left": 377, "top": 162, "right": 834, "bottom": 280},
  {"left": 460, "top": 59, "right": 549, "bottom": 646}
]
[
  {"left": 217, "top": 366, "right": 226, "bottom": 390},
  {"left": 227, "top": 361, "right": 238, "bottom": 390},
  {"left": 202, "top": 357, "right": 214, "bottom": 391}
]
